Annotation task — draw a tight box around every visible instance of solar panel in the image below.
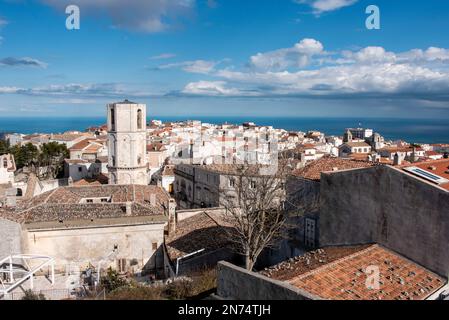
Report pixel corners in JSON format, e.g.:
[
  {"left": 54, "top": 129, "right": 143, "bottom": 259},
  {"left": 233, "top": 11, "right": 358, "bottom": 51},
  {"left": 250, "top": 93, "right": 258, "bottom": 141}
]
[{"left": 404, "top": 166, "right": 449, "bottom": 185}]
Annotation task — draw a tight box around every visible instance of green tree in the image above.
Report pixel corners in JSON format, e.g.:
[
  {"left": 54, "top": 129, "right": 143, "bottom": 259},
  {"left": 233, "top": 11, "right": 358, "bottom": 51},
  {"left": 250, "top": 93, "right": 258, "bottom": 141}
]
[
  {"left": 37, "top": 142, "right": 69, "bottom": 178},
  {"left": 9, "top": 143, "right": 38, "bottom": 169},
  {"left": 0, "top": 139, "right": 10, "bottom": 155},
  {"left": 100, "top": 268, "right": 128, "bottom": 293}
]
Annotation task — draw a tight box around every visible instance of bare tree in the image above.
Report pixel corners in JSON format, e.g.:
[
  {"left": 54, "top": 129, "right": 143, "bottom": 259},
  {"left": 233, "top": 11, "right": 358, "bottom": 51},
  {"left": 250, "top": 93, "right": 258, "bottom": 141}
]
[{"left": 219, "top": 164, "right": 289, "bottom": 271}]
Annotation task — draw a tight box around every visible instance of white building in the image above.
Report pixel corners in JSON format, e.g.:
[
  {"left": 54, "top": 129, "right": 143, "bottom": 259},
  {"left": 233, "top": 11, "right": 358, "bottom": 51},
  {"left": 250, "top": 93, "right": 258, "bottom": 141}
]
[
  {"left": 107, "top": 100, "right": 148, "bottom": 185},
  {"left": 348, "top": 128, "right": 374, "bottom": 140},
  {"left": 339, "top": 142, "right": 372, "bottom": 158},
  {"left": 0, "top": 154, "right": 16, "bottom": 184}
]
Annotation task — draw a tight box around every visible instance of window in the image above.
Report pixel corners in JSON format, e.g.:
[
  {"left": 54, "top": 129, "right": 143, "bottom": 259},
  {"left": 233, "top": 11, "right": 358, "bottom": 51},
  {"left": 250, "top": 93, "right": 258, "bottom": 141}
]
[
  {"left": 305, "top": 218, "right": 316, "bottom": 248},
  {"left": 229, "top": 178, "right": 235, "bottom": 188},
  {"left": 137, "top": 109, "right": 143, "bottom": 129},
  {"left": 78, "top": 167, "right": 82, "bottom": 172},
  {"left": 152, "top": 242, "right": 158, "bottom": 251},
  {"left": 101, "top": 198, "right": 108, "bottom": 203},
  {"left": 117, "top": 259, "right": 127, "bottom": 273},
  {"left": 86, "top": 199, "right": 93, "bottom": 203},
  {"left": 250, "top": 180, "right": 256, "bottom": 189},
  {"left": 110, "top": 108, "right": 115, "bottom": 130},
  {"left": 3, "top": 159, "right": 7, "bottom": 168}
]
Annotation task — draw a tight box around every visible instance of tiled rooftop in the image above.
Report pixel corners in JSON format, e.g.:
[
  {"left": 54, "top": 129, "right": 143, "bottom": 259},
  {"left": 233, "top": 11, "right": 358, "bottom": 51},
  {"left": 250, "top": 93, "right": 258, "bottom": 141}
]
[
  {"left": 344, "top": 141, "right": 371, "bottom": 148},
  {"left": 292, "top": 157, "right": 378, "bottom": 181},
  {"left": 69, "top": 138, "right": 105, "bottom": 152},
  {"left": 50, "top": 133, "right": 91, "bottom": 142},
  {"left": 162, "top": 165, "right": 175, "bottom": 176},
  {"left": 403, "top": 159, "right": 449, "bottom": 191},
  {"left": 3, "top": 185, "right": 170, "bottom": 225},
  {"left": 262, "top": 245, "right": 445, "bottom": 300},
  {"left": 199, "top": 160, "right": 297, "bottom": 177},
  {"left": 165, "top": 211, "right": 236, "bottom": 260}
]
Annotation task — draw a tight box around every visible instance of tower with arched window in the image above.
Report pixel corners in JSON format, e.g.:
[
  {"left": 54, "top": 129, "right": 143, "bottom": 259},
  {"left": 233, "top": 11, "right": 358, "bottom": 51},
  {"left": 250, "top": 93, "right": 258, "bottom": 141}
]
[{"left": 107, "top": 100, "right": 148, "bottom": 185}]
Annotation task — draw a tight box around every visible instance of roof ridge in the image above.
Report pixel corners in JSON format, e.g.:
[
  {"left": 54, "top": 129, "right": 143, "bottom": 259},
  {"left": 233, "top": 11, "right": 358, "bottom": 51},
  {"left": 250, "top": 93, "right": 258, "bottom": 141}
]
[
  {"left": 202, "top": 210, "right": 223, "bottom": 227},
  {"left": 43, "top": 187, "right": 59, "bottom": 204}
]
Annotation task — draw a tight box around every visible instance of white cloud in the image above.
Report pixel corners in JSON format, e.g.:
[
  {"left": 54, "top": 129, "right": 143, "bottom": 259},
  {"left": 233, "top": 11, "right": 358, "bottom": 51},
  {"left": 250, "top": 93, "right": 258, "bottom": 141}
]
[
  {"left": 250, "top": 38, "right": 324, "bottom": 71},
  {"left": 154, "top": 59, "right": 218, "bottom": 74},
  {"left": 0, "top": 86, "right": 23, "bottom": 94},
  {"left": 398, "top": 47, "right": 449, "bottom": 63},
  {"left": 150, "top": 53, "right": 177, "bottom": 60},
  {"left": 178, "top": 39, "right": 449, "bottom": 100},
  {"left": 41, "top": 0, "right": 195, "bottom": 33},
  {"left": 295, "top": 0, "right": 358, "bottom": 14},
  {"left": 0, "top": 83, "right": 154, "bottom": 99},
  {"left": 341, "top": 47, "right": 397, "bottom": 64},
  {"left": 0, "top": 57, "right": 48, "bottom": 68},
  {"left": 182, "top": 81, "right": 252, "bottom": 96}
]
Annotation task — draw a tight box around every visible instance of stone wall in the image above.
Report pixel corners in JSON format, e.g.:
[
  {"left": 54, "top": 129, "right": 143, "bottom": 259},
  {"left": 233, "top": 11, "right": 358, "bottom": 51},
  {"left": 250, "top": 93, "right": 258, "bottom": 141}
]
[
  {"left": 23, "top": 222, "right": 166, "bottom": 274},
  {"left": 216, "top": 261, "right": 320, "bottom": 300},
  {"left": 320, "top": 165, "right": 449, "bottom": 277},
  {"left": 0, "top": 218, "right": 22, "bottom": 258}
]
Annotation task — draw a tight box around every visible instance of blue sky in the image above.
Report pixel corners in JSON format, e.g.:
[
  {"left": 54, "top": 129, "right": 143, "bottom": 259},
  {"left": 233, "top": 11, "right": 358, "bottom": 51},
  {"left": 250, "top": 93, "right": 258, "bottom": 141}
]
[{"left": 0, "top": 0, "right": 449, "bottom": 118}]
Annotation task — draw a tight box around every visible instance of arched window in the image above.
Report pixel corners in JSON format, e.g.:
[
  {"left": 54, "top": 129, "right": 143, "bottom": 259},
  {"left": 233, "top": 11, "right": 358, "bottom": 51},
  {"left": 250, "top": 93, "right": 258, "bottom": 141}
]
[
  {"left": 110, "top": 108, "right": 115, "bottom": 131},
  {"left": 137, "top": 109, "right": 143, "bottom": 129},
  {"left": 3, "top": 158, "right": 7, "bottom": 168}
]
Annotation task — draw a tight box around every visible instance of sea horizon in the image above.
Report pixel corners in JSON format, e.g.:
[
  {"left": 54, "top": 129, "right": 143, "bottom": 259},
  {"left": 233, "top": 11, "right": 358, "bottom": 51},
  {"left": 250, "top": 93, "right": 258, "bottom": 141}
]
[{"left": 1, "top": 116, "right": 448, "bottom": 144}]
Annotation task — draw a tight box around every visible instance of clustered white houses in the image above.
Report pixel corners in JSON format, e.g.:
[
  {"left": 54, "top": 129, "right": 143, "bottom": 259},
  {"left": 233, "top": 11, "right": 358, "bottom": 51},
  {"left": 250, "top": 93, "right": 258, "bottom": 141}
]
[{"left": 1, "top": 100, "right": 449, "bottom": 299}]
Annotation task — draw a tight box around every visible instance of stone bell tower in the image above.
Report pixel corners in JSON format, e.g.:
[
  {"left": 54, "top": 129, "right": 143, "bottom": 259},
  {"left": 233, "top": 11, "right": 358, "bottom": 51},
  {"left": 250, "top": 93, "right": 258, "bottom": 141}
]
[{"left": 107, "top": 100, "right": 148, "bottom": 185}]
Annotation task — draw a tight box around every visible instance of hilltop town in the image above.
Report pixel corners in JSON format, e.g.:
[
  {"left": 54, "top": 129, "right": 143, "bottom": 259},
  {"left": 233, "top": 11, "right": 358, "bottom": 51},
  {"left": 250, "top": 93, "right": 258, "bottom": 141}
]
[{"left": 1, "top": 100, "right": 449, "bottom": 300}]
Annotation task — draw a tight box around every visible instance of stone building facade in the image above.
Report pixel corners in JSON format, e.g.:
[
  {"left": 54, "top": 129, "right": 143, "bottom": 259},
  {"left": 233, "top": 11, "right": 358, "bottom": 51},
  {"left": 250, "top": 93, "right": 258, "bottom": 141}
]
[{"left": 0, "top": 185, "right": 176, "bottom": 277}]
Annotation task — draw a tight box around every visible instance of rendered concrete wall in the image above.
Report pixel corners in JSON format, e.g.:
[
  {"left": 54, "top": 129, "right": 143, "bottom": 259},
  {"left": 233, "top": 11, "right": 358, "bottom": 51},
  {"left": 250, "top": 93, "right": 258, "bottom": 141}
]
[
  {"left": 0, "top": 218, "right": 22, "bottom": 258},
  {"left": 23, "top": 222, "right": 166, "bottom": 273},
  {"left": 320, "top": 165, "right": 449, "bottom": 277},
  {"left": 176, "top": 207, "right": 226, "bottom": 222},
  {"left": 177, "top": 248, "right": 239, "bottom": 275},
  {"left": 216, "top": 261, "right": 319, "bottom": 300}
]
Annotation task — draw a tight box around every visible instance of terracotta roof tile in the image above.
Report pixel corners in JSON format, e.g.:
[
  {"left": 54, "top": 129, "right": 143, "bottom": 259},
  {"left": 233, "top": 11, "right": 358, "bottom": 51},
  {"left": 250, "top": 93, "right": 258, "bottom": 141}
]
[
  {"left": 166, "top": 211, "right": 235, "bottom": 260},
  {"left": 292, "top": 157, "right": 378, "bottom": 181},
  {"left": 263, "top": 245, "right": 445, "bottom": 300}
]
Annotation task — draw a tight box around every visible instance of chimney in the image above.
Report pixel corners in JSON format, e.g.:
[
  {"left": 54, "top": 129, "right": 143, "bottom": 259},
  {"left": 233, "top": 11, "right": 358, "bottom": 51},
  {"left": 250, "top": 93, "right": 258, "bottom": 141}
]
[
  {"left": 125, "top": 202, "right": 132, "bottom": 216},
  {"left": 299, "top": 152, "right": 307, "bottom": 168},
  {"left": 168, "top": 198, "right": 177, "bottom": 234},
  {"left": 393, "top": 153, "right": 402, "bottom": 166},
  {"left": 150, "top": 194, "right": 156, "bottom": 206},
  {"left": 5, "top": 188, "right": 17, "bottom": 208}
]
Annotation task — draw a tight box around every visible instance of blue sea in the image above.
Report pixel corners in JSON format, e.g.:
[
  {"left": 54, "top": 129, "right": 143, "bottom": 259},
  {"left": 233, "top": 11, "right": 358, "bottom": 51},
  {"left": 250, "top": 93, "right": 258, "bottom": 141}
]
[{"left": 0, "top": 116, "right": 448, "bottom": 144}]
